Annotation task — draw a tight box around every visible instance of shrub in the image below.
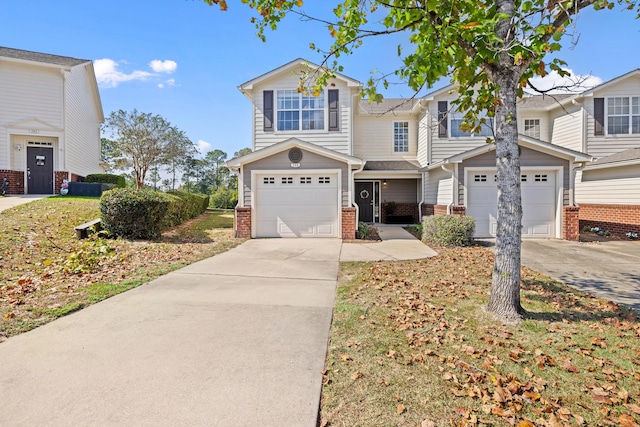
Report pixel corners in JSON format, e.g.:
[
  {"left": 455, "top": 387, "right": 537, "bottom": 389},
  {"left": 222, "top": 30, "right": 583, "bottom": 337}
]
[
  {"left": 163, "top": 190, "right": 209, "bottom": 228},
  {"left": 210, "top": 186, "right": 238, "bottom": 209},
  {"left": 85, "top": 173, "right": 126, "bottom": 188},
  {"left": 358, "top": 222, "right": 379, "bottom": 240},
  {"left": 422, "top": 215, "right": 475, "bottom": 247},
  {"left": 100, "top": 189, "right": 171, "bottom": 239}
]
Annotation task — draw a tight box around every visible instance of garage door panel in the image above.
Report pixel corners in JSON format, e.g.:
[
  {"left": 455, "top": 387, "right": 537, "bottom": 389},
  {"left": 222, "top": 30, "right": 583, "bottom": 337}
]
[
  {"left": 255, "top": 173, "right": 339, "bottom": 238},
  {"left": 467, "top": 170, "right": 557, "bottom": 238}
]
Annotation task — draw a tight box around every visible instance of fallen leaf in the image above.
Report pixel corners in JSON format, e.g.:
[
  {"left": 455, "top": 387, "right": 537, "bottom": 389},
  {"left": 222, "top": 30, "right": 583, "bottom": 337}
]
[
  {"left": 421, "top": 420, "right": 436, "bottom": 427},
  {"left": 619, "top": 414, "right": 640, "bottom": 427},
  {"left": 625, "top": 404, "right": 640, "bottom": 415},
  {"left": 397, "top": 403, "right": 406, "bottom": 414},
  {"left": 517, "top": 421, "right": 535, "bottom": 427}
]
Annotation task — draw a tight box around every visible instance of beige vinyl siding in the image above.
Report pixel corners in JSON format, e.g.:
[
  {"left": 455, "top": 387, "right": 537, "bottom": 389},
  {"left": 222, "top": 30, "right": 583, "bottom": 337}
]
[
  {"left": 353, "top": 114, "right": 417, "bottom": 160},
  {"left": 575, "top": 166, "right": 640, "bottom": 204},
  {"left": 423, "top": 167, "right": 453, "bottom": 204},
  {"left": 428, "top": 95, "right": 489, "bottom": 163},
  {"left": 0, "top": 61, "right": 63, "bottom": 168},
  {"left": 64, "top": 65, "right": 102, "bottom": 177},
  {"left": 549, "top": 104, "right": 582, "bottom": 152},
  {"left": 417, "top": 111, "right": 430, "bottom": 167},
  {"left": 380, "top": 179, "right": 418, "bottom": 204},
  {"left": 585, "top": 80, "right": 640, "bottom": 158},
  {"left": 242, "top": 148, "right": 349, "bottom": 207},
  {"left": 252, "top": 65, "right": 354, "bottom": 154},
  {"left": 519, "top": 110, "right": 551, "bottom": 142}
]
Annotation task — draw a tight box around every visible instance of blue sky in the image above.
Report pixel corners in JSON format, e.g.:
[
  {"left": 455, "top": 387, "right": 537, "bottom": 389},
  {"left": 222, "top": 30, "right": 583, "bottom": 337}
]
[{"left": 1, "top": 1, "right": 638, "bottom": 158}]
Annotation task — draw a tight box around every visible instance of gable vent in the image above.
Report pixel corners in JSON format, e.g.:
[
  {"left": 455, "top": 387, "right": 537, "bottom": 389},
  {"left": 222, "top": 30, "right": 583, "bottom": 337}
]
[{"left": 288, "top": 147, "right": 303, "bottom": 163}]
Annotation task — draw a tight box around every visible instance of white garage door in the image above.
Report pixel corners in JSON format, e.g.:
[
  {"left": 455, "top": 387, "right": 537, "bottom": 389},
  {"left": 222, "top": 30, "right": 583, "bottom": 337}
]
[
  {"left": 467, "top": 170, "right": 557, "bottom": 238},
  {"left": 255, "top": 173, "right": 339, "bottom": 238}
]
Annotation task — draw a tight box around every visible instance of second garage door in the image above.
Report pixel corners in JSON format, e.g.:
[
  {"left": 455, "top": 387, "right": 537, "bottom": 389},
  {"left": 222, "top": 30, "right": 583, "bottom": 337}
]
[
  {"left": 254, "top": 172, "right": 340, "bottom": 238},
  {"left": 466, "top": 170, "right": 557, "bottom": 238}
]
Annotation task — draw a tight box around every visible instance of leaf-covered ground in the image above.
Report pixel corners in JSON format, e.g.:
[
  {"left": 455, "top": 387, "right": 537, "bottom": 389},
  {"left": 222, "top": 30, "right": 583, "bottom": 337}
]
[
  {"left": 321, "top": 246, "right": 640, "bottom": 427},
  {"left": 0, "top": 197, "right": 240, "bottom": 339}
]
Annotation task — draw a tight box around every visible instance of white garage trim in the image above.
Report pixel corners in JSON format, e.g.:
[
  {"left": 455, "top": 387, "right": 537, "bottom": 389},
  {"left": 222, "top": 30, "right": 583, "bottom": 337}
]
[
  {"left": 464, "top": 167, "right": 563, "bottom": 238},
  {"left": 251, "top": 169, "right": 342, "bottom": 238}
]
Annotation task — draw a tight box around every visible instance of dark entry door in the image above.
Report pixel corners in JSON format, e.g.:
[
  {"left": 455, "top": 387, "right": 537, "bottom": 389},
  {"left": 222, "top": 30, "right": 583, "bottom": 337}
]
[
  {"left": 355, "top": 182, "right": 374, "bottom": 222},
  {"left": 27, "top": 147, "right": 54, "bottom": 194}
]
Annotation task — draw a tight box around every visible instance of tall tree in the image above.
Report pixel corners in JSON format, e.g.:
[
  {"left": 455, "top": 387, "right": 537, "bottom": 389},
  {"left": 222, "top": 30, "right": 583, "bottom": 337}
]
[
  {"left": 203, "top": 0, "right": 638, "bottom": 323},
  {"left": 102, "top": 110, "right": 195, "bottom": 189}
]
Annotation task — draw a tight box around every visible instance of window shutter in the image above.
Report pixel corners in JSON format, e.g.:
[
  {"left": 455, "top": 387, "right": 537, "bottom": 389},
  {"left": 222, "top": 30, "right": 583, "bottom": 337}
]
[
  {"left": 594, "top": 97, "right": 604, "bottom": 136},
  {"left": 328, "top": 89, "right": 339, "bottom": 131},
  {"left": 263, "top": 90, "right": 274, "bottom": 132},
  {"left": 438, "top": 101, "right": 448, "bottom": 138}
]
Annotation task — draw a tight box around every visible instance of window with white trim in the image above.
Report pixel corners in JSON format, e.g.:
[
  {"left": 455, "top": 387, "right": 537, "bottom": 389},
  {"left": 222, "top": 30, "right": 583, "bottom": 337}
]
[
  {"left": 450, "top": 109, "right": 493, "bottom": 137},
  {"left": 523, "top": 119, "right": 541, "bottom": 139},
  {"left": 393, "top": 121, "right": 409, "bottom": 152},
  {"left": 276, "top": 90, "right": 325, "bottom": 131},
  {"left": 607, "top": 96, "right": 640, "bottom": 135}
]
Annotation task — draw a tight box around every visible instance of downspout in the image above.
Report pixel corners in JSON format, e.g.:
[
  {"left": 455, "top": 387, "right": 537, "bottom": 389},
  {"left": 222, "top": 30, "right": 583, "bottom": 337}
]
[
  {"left": 417, "top": 171, "right": 425, "bottom": 223},
  {"left": 351, "top": 161, "right": 365, "bottom": 231}
]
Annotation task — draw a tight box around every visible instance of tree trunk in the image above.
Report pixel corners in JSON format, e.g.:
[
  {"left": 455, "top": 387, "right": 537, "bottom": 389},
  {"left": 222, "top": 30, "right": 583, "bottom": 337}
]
[{"left": 486, "top": 69, "right": 526, "bottom": 324}]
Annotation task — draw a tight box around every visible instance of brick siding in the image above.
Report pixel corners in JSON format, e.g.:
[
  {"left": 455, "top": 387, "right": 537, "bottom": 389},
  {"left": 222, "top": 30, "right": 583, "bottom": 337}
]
[
  {"left": 54, "top": 171, "right": 69, "bottom": 195},
  {"left": 562, "top": 206, "right": 580, "bottom": 241},
  {"left": 342, "top": 207, "right": 356, "bottom": 239},
  {"left": 381, "top": 202, "right": 419, "bottom": 224},
  {"left": 421, "top": 204, "right": 465, "bottom": 217},
  {"left": 234, "top": 207, "right": 251, "bottom": 238},
  {"left": 0, "top": 170, "right": 25, "bottom": 195},
  {"left": 579, "top": 204, "right": 640, "bottom": 235},
  {"left": 71, "top": 173, "right": 84, "bottom": 182}
]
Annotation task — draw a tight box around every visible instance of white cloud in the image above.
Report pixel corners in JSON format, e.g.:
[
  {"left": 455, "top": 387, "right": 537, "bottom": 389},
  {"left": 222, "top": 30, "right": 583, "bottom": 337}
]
[
  {"left": 158, "top": 79, "right": 176, "bottom": 90},
  {"left": 94, "top": 58, "right": 153, "bottom": 88},
  {"left": 526, "top": 68, "right": 603, "bottom": 94},
  {"left": 196, "top": 139, "right": 211, "bottom": 154},
  {"left": 150, "top": 59, "right": 178, "bottom": 73}
]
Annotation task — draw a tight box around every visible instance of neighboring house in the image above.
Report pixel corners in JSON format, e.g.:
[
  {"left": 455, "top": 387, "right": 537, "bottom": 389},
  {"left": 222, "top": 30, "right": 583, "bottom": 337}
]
[
  {"left": 0, "top": 46, "right": 104, "bottom": 195},
  {"left": 227, "top": 59, "right": 638, "bottom": 240}
]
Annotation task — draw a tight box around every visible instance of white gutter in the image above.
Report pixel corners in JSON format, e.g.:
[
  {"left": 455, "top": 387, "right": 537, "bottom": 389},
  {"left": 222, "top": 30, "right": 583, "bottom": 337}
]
[{"left": 417, "top": 171, "right": 425, "bottom": 222}]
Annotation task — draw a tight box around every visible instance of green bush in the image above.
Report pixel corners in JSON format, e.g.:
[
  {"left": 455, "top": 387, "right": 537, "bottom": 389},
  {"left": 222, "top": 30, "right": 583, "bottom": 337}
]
[
  {"left": 422, "top": 215, "right": 475, "bottom": 247},
  {"left": 163, "top": 190, "right": 209, "bottom": 228},
  {"left": 100, "top": 189, "right": 171, "bottom": 239},
  {"left": 210, "top": 186, "right": 238, "bottom": 209},
  {"left": 85, "top": 173, "right": 126, "bottom": 188}
]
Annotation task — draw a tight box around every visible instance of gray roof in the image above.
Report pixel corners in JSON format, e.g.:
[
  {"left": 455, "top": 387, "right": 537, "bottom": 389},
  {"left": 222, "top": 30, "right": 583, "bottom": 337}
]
[
  {"left": 586, "top": 147, "right": 640, "bottom": 169},
  {"left": 0, "top": 46, "right": 89, "bottom": 68},
  {"left": 518, "top": 94, "right": 573, "bottom": 109},
  {"left": 364, "top": 160, "right": 420, "bottom": 171},
  {"left": 359, "top": 98, "right": 419, "bottom": 114}
]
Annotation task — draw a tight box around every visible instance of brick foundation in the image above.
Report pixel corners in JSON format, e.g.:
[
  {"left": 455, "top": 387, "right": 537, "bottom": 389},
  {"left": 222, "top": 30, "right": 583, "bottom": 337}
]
[
  {"left": 421, "top": 204, "right": 465, "bottom": 217},
  {"left": 0, "top": 170, "right": 25, "bottom": 194},
  {"left": 54, "top": 171, "right": 70, "bottom": 195},
  {"left": 381, "top": 203, "right": 419, "bottom": 224},
  {"left": 71, "top": 173, "right": 84, "bottom": 182},
  {"left": 234, "top": 207, "right": 251, "bottom": 238},
  {"left": 562, "top": 206, "right": 580, "bottom": 241},
  {"left": 342, "top": 207, "right": 357, "bottom": 240},
  {"left": 579, "top": 204, "right": 640, "bottom": 235}
]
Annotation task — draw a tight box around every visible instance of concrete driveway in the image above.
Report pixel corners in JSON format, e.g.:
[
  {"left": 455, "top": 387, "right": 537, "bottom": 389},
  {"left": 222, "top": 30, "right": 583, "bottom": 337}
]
[
  {"left": 0, "top": 239, "right": 341, "bottom": 426},
  {"left": 521, "top": 239, "right": 640, "bottom": 312}
]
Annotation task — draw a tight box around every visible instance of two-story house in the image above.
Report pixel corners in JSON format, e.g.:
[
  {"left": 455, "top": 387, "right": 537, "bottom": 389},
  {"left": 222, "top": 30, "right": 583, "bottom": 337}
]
[
  {"left": 0, "top": 46, "right": 104, "bottom": 195},
  {"left": 228, "top": 59, "right": 638, "bottom": 240}
]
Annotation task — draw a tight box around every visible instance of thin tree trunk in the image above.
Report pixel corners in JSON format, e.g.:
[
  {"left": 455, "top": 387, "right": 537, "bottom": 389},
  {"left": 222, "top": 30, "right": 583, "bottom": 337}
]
[{"left": 486, "top": 69, "right": 526, "bottom": 324}]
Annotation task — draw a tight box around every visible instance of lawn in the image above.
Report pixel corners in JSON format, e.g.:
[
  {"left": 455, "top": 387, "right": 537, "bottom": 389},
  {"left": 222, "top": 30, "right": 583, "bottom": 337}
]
[
  {"left": 0, "top": 197, "right": 240, "bottom": 339},
  {"left": 320, "top": 245, "right": 640, "bottom": 427}
]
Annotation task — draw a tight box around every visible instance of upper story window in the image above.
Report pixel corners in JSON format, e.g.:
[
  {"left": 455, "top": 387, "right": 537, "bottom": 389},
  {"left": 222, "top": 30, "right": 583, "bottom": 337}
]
[
  {"left": 607, "top": 96, "right": 640, "bottom": 135},
  {"left": 276, "top": 90, "right": 325, "bottom": 131},
  {"left": 450, "top": 109, "right": 493, "bottom": 138},
  {"left": 393, "top": 122, "right": 409, "bottom": 152},
  {"left": 523, "top": 119, "right": 541, "bottom": 139}
]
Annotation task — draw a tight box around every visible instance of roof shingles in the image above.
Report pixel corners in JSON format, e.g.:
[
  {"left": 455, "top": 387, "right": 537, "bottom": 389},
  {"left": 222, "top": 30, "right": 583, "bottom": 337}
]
[{"left": 0, "top": 46, "right": 88, "bottom": 68}]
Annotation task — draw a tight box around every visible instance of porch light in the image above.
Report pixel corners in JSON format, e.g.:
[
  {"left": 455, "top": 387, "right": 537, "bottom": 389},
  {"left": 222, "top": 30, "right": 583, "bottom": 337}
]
[{"left": 383, "top": 179, "right": 387, "bottom": 185}]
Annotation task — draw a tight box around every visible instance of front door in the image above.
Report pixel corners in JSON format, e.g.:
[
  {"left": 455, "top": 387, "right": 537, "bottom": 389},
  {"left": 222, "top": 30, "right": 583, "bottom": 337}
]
[
  {"left": 355, "top": 181, "right": 374, "bottom": 222},
  {"left": 27, "top": 147, "right": 54, "bottom": 194}
]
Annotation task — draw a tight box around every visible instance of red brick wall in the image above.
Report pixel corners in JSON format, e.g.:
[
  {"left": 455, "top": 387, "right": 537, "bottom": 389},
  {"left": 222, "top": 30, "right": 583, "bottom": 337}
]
[
  {"left": 420, "top": 204, "right": 466, "bottom": 219},
  {"left": 71, "top": 173, "right": 84, "bottom": 182},
  {"left": 381, "top": 203, "right": 419, "bottom": 223},
  {"left": 342, "top": 207, "right": 356, "bottom": 240},
  {"left": 234, "top": 207, "right": 251, "bottom": 238},
  {"left": 579, "top": 204, "right": 640, "bottom": 235},
  {"left": 54, "top": 171, "right": 69, "bottom": 195},
  {"left": 421, "top": 204, "right": 435, "bottom": 216},
  {"left": 0, "top": 170, "right": 25, "bottom": 195},
  {"left": 562, "top": 206, "right": 580, "bottom": 241}
]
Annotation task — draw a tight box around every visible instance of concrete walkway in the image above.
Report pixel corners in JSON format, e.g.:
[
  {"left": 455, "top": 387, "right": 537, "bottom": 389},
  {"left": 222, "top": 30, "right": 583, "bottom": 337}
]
[
  {"left": 340, "top": 224, "right": 438, "bottom": 261},
  {"left": 0, "top": 194, "right": 51, "bottom": 213}
]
